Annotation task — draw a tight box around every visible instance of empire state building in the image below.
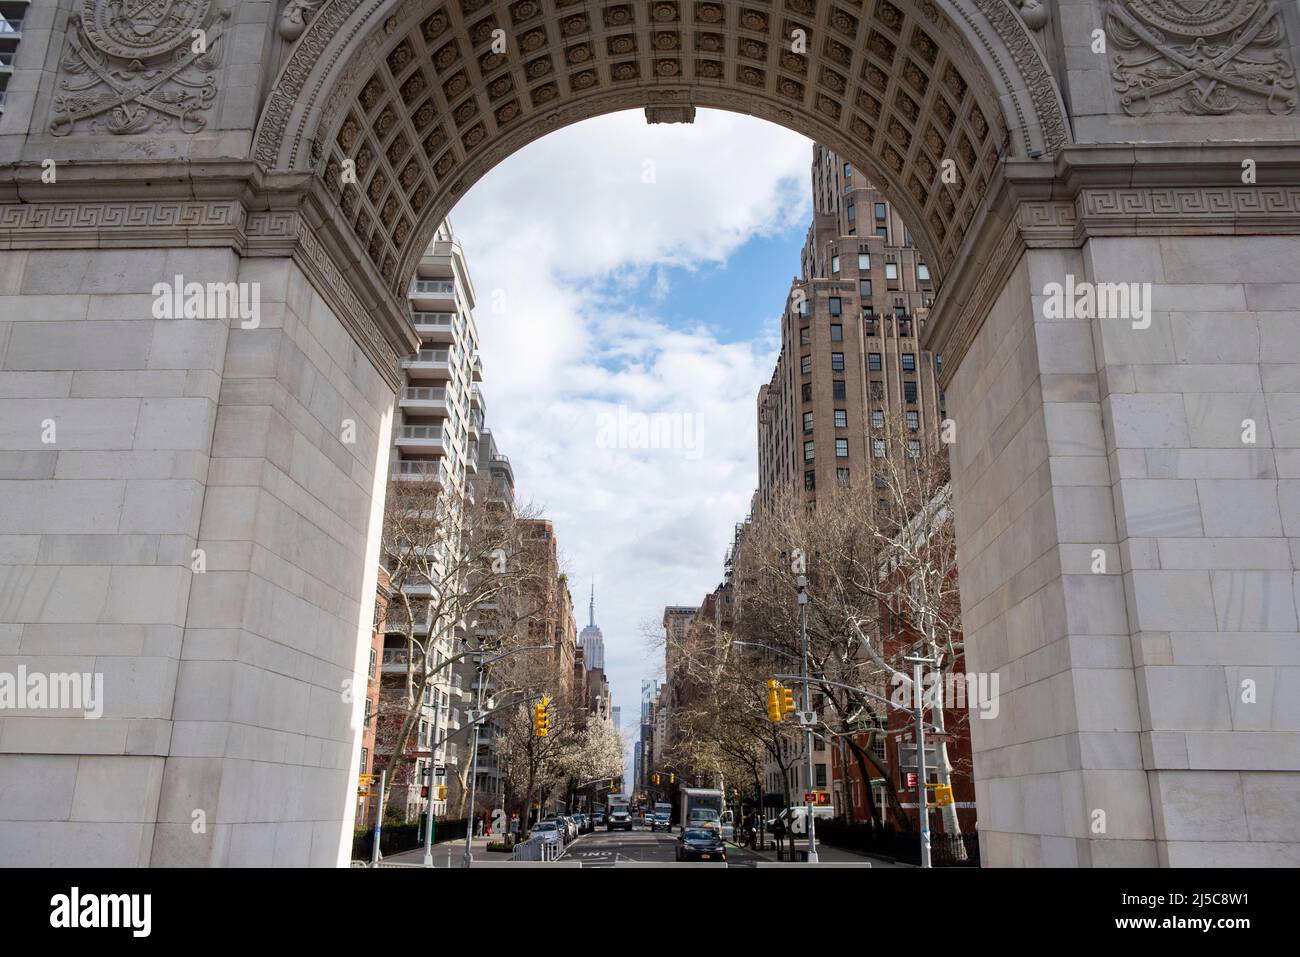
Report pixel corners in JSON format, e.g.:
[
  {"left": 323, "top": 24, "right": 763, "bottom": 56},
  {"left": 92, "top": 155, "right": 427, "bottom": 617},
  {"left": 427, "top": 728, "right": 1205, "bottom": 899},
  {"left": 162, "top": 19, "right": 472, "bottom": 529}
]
[{"left": 578, "top": 585, "right": 604, "bottom": 670}]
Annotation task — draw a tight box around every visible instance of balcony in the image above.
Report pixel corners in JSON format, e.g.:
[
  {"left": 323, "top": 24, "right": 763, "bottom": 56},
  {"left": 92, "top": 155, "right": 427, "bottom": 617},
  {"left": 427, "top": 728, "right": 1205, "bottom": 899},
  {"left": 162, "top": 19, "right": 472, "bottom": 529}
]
[
  {"left": 412, "top": 311, "right": 456, "bottom": 342},
  {"left": 470, "top": 354, "right": 484, "bottom": 382},
  {"left": 490, "top": 454, "right": 514, "bottom": 487},
  {"left": 409, "top": 279, "right": 456, "bottom": 308},
  {"left": 402, "top": 348, "right": 453, "bottom": 379},
  {"left": 470, "top": 385, "right": 485, "bottom": 413},
  {"left": 399, "top": 385, "right": 449, "bottom": 414},
  {"left": 465, "top": 442, "right": 479, "bottom": 472},
  {"left": 391, "top": 459, "right": 447, "bottom": 485},
  {"left": 381, "top": 647, "right": 410, "bottom": 673},
  {"left": 396, "top": 425, "right": 449, "bottom": 451},
  {"left": 467, "top": 408, "right": 483, "bottom": 439}
]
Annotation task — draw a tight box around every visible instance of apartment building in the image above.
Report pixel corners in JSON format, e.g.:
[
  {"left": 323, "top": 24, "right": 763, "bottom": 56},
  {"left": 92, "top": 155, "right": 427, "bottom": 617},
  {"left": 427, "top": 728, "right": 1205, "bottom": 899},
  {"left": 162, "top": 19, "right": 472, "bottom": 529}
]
[
  {"left": 757, "top": 144, "right": 946, "bottom": 512},
  {"left": 378, "top": 221, "right": 485, "bottom": 820},
  {"left": 356, "top": 567, "right": 391, "bottom": 829}
]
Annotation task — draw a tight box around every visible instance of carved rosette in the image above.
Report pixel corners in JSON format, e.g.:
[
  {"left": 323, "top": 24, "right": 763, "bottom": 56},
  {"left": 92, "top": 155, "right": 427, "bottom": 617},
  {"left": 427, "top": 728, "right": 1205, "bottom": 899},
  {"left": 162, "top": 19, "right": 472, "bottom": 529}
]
[
  {"left": 50, "top": 0, "right": 231, "bottom": 137},
  {"left": 1107, "top": 0, "right": 1297, "bottom": 116}
]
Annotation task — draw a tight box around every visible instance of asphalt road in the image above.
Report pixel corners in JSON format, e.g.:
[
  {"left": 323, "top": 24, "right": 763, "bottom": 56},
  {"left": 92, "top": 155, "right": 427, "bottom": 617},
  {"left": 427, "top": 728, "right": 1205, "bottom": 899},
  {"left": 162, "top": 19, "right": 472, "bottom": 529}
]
[{"left": 558, "top": 825, "right": 766, "bottom": 868}]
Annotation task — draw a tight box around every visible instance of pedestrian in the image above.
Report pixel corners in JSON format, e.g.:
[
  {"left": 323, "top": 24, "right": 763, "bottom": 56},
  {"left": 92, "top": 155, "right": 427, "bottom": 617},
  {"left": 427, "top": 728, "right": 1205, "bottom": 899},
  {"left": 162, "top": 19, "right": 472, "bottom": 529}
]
[{"left": 771, "top": 815, "right": 786, "bottom": 859}]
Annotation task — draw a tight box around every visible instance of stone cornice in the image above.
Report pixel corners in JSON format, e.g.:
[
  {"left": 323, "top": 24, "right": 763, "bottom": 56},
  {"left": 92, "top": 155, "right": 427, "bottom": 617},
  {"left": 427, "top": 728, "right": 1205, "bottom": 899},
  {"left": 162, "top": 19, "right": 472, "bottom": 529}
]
[
  {"left": 923, "top": 143, "right": 1300, "bottom": 385},
  {"left": 0, "top": 160, "right": 417, "bottom": 390}
]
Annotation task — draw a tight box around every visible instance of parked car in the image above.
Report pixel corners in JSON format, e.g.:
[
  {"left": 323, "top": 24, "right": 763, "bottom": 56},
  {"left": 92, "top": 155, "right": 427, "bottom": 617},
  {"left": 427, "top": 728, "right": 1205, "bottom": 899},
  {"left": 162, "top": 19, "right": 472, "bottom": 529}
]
[
  {"left": 676, "top": 826, "right": 727, "bottom": 862},
  {"left": 529, "top": 820, "right": 562, "bottom": 848},
  {"left": 573, "top": 813, "right": 590, "bottom": 834},
  {"left": 591, "top": 808, "right": 606, "bottom": 828},
  {"left": 554, "top": 815, "right": 578, "bottom": 842}
]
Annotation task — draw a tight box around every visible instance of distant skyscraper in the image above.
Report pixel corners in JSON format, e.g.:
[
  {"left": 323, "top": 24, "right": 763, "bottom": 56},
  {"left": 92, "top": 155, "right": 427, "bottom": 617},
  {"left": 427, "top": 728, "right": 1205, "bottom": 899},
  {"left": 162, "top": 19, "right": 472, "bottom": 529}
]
[
  {"left": 578, "top": 583, "right": 605, "bottom": 670},
  {"left": 611, "top": 706, "right": 621, "bottom": 732}
]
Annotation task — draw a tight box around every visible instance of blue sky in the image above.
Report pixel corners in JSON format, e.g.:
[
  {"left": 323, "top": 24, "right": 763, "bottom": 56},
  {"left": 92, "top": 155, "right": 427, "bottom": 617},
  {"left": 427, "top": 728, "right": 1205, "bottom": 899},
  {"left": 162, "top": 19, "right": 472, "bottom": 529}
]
[{"left": 450, "top": 109, "right": 813, "bottom": 770}]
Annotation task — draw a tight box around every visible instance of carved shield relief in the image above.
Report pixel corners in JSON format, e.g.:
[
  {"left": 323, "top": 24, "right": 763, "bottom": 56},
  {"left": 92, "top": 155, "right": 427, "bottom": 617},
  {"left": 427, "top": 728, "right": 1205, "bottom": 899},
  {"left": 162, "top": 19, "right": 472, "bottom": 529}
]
[
  {"left": 49, "top": 0, "right": 231, "bottom": 136},
  {"left": 1108, "top": 0, "right": 1297, "bottom": 116}
]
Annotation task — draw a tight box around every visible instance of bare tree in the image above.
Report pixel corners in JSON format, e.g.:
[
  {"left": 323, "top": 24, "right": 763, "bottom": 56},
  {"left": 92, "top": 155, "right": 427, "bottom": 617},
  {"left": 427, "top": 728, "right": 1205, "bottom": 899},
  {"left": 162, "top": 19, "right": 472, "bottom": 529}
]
[{"left": 372, "top": 476, "right": 547, "bottom": 823}]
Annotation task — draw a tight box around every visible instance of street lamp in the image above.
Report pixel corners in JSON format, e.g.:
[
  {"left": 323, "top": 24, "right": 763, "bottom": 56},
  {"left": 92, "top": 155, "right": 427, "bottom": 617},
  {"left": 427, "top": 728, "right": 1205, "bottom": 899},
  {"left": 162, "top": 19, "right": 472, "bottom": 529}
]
[
  {"left": 461, "top": 643, "right": 553, "bottom": 868},
  {"left": 772, "top": 670, "right": 941, "bottom": 868},
  {"left": 792, "top": 553, "right": 819, "bottom": 864}
]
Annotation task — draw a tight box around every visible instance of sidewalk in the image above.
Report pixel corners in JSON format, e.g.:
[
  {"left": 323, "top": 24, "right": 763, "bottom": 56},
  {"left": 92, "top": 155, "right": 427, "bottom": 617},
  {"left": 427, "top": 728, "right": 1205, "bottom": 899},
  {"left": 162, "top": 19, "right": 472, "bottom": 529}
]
[
  {"left": 735, "top": 838, "right": 907, "bottom": 868},
  {"left": 368, "top": 834, "right": 512, "bottom": 867}
]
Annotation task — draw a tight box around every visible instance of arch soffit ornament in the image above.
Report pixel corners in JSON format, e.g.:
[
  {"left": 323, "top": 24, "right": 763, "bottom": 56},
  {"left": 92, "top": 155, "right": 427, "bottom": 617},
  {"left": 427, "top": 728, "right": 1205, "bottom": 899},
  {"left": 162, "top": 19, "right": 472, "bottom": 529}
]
[{"left": 252, "top": 0, "right": 1069, "bottom": 298}]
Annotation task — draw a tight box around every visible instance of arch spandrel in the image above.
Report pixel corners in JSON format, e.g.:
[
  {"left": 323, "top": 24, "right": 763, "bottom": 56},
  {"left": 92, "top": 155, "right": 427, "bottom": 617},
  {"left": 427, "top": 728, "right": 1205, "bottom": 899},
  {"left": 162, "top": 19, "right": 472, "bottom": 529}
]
[{"left": 252, "top": 0, "right": 1070, "bottom": 298}]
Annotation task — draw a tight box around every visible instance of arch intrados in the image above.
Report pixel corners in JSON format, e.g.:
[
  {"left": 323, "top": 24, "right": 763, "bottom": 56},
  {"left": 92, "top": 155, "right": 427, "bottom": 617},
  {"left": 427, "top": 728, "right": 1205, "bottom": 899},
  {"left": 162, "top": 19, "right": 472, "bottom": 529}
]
[{"left": 254, "top": 0, "right": 1068, "bottom": 298}]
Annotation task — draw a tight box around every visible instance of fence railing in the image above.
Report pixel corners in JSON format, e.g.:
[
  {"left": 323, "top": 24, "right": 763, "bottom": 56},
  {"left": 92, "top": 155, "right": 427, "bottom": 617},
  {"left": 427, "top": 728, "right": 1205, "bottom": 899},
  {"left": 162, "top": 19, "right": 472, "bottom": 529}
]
[
  {"left": 812, "top": 820, "right": 980, "bottom": 867},
  {"left": 351, "top": 817, "right": 468, "bottom": 861}
]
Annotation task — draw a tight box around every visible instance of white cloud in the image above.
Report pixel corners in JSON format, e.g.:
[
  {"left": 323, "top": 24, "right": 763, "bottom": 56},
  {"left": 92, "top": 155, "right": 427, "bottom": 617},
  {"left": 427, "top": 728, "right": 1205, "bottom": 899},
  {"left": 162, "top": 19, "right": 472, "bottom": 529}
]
[{"left": 451, "top": 109, "right": 811, "bottom": 763}]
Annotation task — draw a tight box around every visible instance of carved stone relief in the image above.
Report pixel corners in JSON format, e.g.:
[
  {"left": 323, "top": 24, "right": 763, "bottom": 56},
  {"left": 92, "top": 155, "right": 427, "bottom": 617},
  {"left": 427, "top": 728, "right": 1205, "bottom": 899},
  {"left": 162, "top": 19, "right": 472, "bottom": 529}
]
[
  {"left": 1108, "top": 0, "right": 1297, "bottom": 116},
  {"left": 49, "top": 0, "right": 232, "bottom": 136}
]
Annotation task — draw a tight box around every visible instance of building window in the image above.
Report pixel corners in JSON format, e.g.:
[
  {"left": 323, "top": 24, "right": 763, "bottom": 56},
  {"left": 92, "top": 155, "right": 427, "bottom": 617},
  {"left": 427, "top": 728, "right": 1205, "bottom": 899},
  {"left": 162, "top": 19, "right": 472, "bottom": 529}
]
[
  {"left": 832, "top": 380, "right": 846, "bottom": 400},
  {"left": 800, "top": 326, "right": 811, "bottom": 345},
  {"left": 907, "top": 439, "right": 921, "bottom": 459},
  {"left": 804, "top": 470, "right": 816, "bottom": 491},
  {"left": 834, "top": 409, "right": 848, "bottom": 428},
  {"left": 368, "top": 648, "right": 377, "bottom": 679},
  {"left": 917, "top": 263, "right": 930, "bottom": 282},
  {"left": 873, "top": 439, "right": 886, "bottom": 458},
  {"left": 364, "top": 697, "right": 373, "bottom": 724},
  {"left": 904, "top": 380, "right": 918, "bottom": 403},
  {"left": 803, "top": 411, "right": 814, "bottom": 433},
  {"left": 831, "top": 352, "right": 844, "bottom": 372},
  {"left": 835, "top": 438, "right": 849, "bottom": 458},
  {"left": 859, "top": 279, "right": 872, "bottom": 297},
  {"left": 800, "top": 354, "right": 811, "bottom": 375},
  {"left": 902, "top": 352, "right": 916, "bottom": 373},
  {"left": 895, "top": 304, "right": 907, "bottom": 319},
  {"left": 868, "top": 352, "right": 882, "bottom": 372},
  {"left": 906, "top": 410, "right": 920, "bottom": 431},
  {"left": 831, "top": 254, "right": 840, "bottom": 273},
  {"left": 858, "top": 253, "right": 870, "bottom": 270},
  {"left": 870, "top": 380, "right": 884, "bottom": 400},
  {"left": 876, "top": 227, "right": 888, "bottom": 240},
  {"left": 846, "top": 201, "right": 855, "bottom": 222},
  {"left": 874, "top": 202, "right": 887, "bottom": 219},
  {"left": 802, "top": 383, "right": 813, "bottom": 402},
  {"left": 804, "top": 440, "right": 815, "bottom": 461},
  {"left": 885, "top": 262, "right": 899, "bottom": 280},
  {"left": 837, "top": 467, "right": 850, "bottom": 485},
  {"left": 871, "top": 410, "right": 884, "bottom": 428},
  {"left": 830, "top": 323, "right": 843, "bottom": 342},
  {"left": 815, "top": 764, "right": 828, "bottom": 788},
  {"left": 829, "top": 297, "right": 842, "bottom": 316},
  {"left": 935, "top": 355, "right": 943, "bottom": 376},
  {"left": 843, "top": 162, "right": 851, "bottom": 178}
]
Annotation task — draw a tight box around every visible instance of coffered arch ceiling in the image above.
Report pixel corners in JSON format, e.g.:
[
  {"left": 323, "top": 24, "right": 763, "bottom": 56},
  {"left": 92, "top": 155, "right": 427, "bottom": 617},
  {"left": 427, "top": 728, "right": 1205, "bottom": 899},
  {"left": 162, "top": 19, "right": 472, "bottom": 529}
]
[{"left": 254, "top": 0, "right": 1069, "bottom": 300}]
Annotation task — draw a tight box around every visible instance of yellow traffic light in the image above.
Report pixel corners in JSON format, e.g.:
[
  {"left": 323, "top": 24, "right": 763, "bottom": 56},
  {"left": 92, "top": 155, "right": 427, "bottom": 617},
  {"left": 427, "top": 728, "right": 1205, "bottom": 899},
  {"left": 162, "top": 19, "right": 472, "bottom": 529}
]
[
  {"left": 669, "top": 773, "right": 675, "bottom": 784},
  {"left": 534, "top": 697, "right": 550, "bottom": 737},
  {"left": 435, "top": 784, "right": 447, "bottom": 801},
  {"left": 780, "top": 686, "right": 796, "bottom": 719},
  {"left": 608, "top": 782, "right": 615, "bottom": 793},
  {"left": 653, "top": 774, "right": 660, "bottom": 785},
  {"left": 766, "top": 679, "right": 782, "bottom": 722}
]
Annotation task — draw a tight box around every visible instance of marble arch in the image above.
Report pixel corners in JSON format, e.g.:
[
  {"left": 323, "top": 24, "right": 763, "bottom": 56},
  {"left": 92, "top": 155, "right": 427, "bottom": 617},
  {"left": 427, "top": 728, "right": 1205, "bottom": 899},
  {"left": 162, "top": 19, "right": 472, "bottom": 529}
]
[{"left": 2, "top": 0, "right": 1300, "bottom": 868}]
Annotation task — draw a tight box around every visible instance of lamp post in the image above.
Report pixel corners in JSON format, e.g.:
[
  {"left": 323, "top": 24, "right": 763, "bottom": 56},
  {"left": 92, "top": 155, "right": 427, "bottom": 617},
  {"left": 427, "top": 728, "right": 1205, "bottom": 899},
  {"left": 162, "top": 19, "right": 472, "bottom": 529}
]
[
  {"left": 794, "top": 568, "right": 819, "bottom": 864},
  {"left": 462, "top": 643, "right": 553, "bottom": 868},
  {"left": 772, "top": 671, "right": 940, "bottom": 867}
]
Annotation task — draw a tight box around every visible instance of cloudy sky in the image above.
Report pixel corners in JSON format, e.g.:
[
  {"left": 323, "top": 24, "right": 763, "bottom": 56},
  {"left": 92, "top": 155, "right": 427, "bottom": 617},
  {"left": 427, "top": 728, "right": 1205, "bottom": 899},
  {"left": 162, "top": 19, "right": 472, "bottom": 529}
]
[{"left": 451, "top": 109, "right": 812, "bottom": 770}]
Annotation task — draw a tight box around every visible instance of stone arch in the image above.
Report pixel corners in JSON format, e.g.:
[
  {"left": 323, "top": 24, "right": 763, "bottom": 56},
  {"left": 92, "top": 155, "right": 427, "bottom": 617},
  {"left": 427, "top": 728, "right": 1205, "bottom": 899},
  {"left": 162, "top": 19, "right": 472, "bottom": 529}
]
[{"left": 253, "top": 0, "right": 1069, "bottom": 298}]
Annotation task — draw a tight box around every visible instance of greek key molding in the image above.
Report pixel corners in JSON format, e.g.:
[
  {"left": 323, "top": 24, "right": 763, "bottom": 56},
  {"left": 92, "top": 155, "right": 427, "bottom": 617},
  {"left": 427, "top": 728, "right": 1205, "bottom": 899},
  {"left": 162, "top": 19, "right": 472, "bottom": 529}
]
[{"left": 0, "top": 199, "right": 246, "bottom": 244}]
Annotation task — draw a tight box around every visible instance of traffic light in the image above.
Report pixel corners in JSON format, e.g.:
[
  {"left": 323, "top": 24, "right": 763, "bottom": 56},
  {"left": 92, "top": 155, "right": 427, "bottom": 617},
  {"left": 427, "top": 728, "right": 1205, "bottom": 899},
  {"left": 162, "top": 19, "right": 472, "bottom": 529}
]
[
  {"left": 533, "top": 697, "right": 550, "bottom": 737},
  {"left": 766, "top": 679, "right": 782, "bottom": 722},
  {"left": 653, "top": 774, "right": 660, "bottom": 786},
  {"left": 669, "top": 773, "right": 675, "bottom": 785},
  {"left": 608, "top": 782, "right": 616, "bottom": 793},
  {"left": 780, "top": 685, "right": 796, "bottom": 720},
  {"left": 436, "top": 784, "right": 447, "bottom": 801}
]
